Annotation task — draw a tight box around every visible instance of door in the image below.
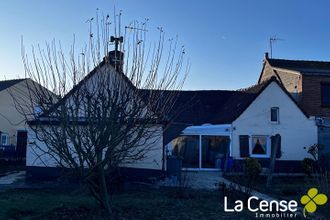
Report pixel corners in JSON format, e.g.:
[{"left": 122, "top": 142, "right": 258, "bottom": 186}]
[
  {"left": 201, "top": 136, "right": 230, "bottom": 169},
  {"left": 16, "top": 131, "right": 28, "bottom": 159}
]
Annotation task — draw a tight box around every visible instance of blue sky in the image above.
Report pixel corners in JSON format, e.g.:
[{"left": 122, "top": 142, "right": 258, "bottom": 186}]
[{"left": 0, "top": 0, "right": 330, "bottom": 90}]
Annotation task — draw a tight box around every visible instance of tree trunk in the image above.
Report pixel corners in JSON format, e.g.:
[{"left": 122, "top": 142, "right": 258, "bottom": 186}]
[
  {"left": 98, "top": 165, "right": 112, "bottom": 215},
  {"left": 96, "top": 150, "right": 112, "bottom": 216}
]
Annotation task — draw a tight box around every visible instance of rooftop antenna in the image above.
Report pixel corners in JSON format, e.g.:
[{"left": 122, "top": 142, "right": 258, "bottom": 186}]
[
  {"left": 113, "top": 5, "right": 117, "bottom": 37},
  {"left": 269, "top": 36, "right": 284, "bottom": 58},
  {"left": 125, "top": 22, "right": 148, "bottom": 32}
]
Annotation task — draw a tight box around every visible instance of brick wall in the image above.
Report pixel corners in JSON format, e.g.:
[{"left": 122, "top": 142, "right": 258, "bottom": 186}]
[
  {"left": 259, "top": 62, "right": 275, "bottom": 82},
  {"left": 301, "top": 75, "right": 330, "bottom": 117},
  {"left": 260, "top": 62, "right": 302, "bottom": 101},
  {"left": 259, "top": 61, "right": 330, "bottom": 117}
]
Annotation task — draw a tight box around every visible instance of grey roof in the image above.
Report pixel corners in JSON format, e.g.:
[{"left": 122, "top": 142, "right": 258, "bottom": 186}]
[
  {"left": 141, "top": 77, "right": 293, "bottom": 126},
  {"left": 140, "top": 89, "right": 239, "bottom": 125},
  {"left": 267, "top": 58, "right": 330, "bottom": 75},
  {"left": 0, "top": 79, "right": 26, "bottom": 92}
]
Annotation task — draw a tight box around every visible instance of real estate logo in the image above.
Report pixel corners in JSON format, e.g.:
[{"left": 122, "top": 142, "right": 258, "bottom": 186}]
[
  {"left": 300, "top": 188, "right": 327, "bottom": 218},
  {"left": 224, "top": 187, "right": 328, "bottom": 218}
]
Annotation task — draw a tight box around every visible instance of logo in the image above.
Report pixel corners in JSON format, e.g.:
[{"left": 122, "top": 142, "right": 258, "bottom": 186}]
[
  {"left": 224, "top": 187, "right": 328, "bottom": 218},
  {"left": 300, "top": 188, "right": 328, "bottom": 217},
  {"left": 224, "top": 196, "right": 298, "bottom": 218}
]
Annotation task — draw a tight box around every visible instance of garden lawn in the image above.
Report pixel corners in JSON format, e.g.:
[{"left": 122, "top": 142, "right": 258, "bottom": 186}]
[{"left": 0, "top": 187, "right": 254, "bottom": 219}]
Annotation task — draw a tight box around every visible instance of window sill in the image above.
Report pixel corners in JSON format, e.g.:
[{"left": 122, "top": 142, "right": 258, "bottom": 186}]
[{"left": 250, "top": 154, "right": 270, "bottom": 158}]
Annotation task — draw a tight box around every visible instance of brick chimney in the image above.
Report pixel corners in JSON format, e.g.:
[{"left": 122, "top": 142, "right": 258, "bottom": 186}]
[{"left": 108, "top": 50, "right": 124, "bottom": 72}]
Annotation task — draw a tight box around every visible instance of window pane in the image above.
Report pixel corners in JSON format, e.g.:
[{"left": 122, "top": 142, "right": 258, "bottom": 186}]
[
  {"left": 252, "top": 136, "right": 267, "bottom": 155},
  {"left": 271, "top": 107, "right": 278, "bottom": 122},
  {"left": 321, "top": 84, "right": 330, "bottom": 106},
  {"left": 1, "top": 135, "right": 8, "bottom": 145},
  {"left": 172, "top": 135, "right": 199, "bottom": 168},
  {"left": 201, "top": 136, "right": 229, "bottom": 168}
]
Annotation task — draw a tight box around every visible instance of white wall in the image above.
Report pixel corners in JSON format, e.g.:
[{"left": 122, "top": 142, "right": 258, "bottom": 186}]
[
  {"left": 26, "top": 125, "right": 164, "bottom": 170},
  {"left": 232, "top": 81, "right": 317, "bottom": 161}
]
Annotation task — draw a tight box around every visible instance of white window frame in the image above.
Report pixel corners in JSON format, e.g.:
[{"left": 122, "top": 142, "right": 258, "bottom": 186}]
[
  {"left": 270, "top": 107, "right": 279, "bottom": 124},
  {"left": 250, "top": 135, "right": 271, "bottom": 158},
  {"left": 1, "top": 133, "right": 9, "bottom": 146}
]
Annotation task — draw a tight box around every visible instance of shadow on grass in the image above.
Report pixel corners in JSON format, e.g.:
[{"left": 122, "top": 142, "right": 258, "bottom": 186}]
[{"left": 0, "top": 186, "right": 256, "bottom": 219}]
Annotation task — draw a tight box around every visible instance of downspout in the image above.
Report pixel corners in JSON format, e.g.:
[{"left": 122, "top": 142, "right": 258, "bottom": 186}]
[
  {"left": 162, "top": 124, "right": 166, "bottom": 172},
  {"left": 230, "top": 124, "right": 234, "bottom": 158}
]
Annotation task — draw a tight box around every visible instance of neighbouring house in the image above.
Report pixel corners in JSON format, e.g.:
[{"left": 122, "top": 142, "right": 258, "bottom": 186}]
[
  {"left": 165, "top": 77, "right": 317, "bottom": 173},
  {"left": 258, "top": 53, "right": 330, "bottom": 118},
  {"left": 258, "top": 53, "right": 330, "bottom": 165},
  {"left": 0, "top": 79, "right": 32, "bottom": 161}
]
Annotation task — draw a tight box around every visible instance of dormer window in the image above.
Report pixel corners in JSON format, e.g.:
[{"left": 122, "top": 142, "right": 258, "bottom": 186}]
[
  {"left": 321, "top": 83, "right": 330, "bottom": 107},
  {"left": 271, "top": 107, "right": 279, "bottom": 123}
]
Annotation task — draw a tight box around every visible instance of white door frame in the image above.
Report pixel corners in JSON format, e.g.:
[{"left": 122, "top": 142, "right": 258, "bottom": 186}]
[{"left": 179, "top": 124, "right": 232, "bottom": 171}]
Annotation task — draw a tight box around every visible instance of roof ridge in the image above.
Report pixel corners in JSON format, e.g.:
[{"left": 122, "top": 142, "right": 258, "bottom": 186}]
[
  {"left": 236, "top": 78, "right": 271, "bottom": 93},
  {"left": 139, "top": 88, "right": 236, "bottom": 92},
  {"left": 0, "top": 78, "right": 27, "bottom": 82},
  {"left": 0, "top": 78, "right": 28, "bottom": 93},
  {"left": 268, "top": 58, "right": 330, "bottom": 64}
]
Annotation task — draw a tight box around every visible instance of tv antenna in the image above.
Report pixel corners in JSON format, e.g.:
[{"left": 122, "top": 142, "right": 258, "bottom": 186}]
[
  {"left": 125, "top": 18, "right": 149, "bottom": 33},
  {"left": 269, "top": 36, "right": 284, "bottom": 58}
]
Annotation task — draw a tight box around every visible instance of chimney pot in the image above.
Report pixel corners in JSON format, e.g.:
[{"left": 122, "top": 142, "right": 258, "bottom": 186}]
[{"left": 265, "top": 52, "right": 269, "bottom": 59}]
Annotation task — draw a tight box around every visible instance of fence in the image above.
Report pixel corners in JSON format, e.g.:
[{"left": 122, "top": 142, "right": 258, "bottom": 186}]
[
  {"left": 0, "top": 145, "right": 25, "bottom": 164},
  {"left": 317, "top": 118, "right": 330, "bottom": 170}
]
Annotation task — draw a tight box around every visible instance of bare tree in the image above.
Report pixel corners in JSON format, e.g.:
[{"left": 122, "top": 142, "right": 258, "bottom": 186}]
[{"left": 11, "top": 11, "right": 188, "bottom": 215}]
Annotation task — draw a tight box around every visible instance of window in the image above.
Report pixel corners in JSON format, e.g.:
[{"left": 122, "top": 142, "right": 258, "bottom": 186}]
[
  {"left": 1, "top": 134, "right": 9, "bottom": 146},
  {"left": 251, "top": 136, "right": 270, "bottom": 157},
  {"left": 271, "top": 107, "right": 279, "bottom": 123},
  {"left": 171, "top": 135, "right": 230, "bottom": 169},
  {"left": 321, "top": 83, "right": 330, "bottom": 106},
  {"left": 172, "top": 135, "right": 200, "bottom": 168}
]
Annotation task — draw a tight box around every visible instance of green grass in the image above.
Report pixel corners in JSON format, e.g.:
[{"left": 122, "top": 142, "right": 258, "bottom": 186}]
[
  {"left": 0, "top": 187, "right": 254, "bottom": 219},
  {"left": 0, "top": 188, "right": 95, "bottom": 219}
]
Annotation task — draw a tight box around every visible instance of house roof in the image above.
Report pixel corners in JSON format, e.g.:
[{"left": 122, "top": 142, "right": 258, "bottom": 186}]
[
  {"left": 41, "top": 53, "right": 136, "bottom": 117},
  {"left": 37, "top": 50, "right": 310, "bottom": 127},
  {"left": 140, "top": 89, "right": 238, "bottom": 125},
  {"left": 266, "top": 58, "right": 330, "bottom": 76},
  {"left": 147, "top": 77, "right": 309, "bottom": 126},
  {"left": 0, "top": 79, "right": 26, "bottom": 92}
]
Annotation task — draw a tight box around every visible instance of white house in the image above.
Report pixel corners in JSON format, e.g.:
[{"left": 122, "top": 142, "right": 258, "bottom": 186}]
[
  {"left": 166, "top": 77, "right": 317, "bottom": 173},
  {"left": 26, "top": 52, "right": 165, "bottom": 180},
  {"left": 25, "top": 51, "right": 318, "bottom": 180}
]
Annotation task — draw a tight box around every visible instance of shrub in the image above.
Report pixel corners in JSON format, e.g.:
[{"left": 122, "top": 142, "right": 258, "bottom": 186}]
[
  {"left": 281, "top": 188, "right": 299, "bottom": 196},
  {"left": 244, "top": 158, "right": 261, "bottom": 178}
]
